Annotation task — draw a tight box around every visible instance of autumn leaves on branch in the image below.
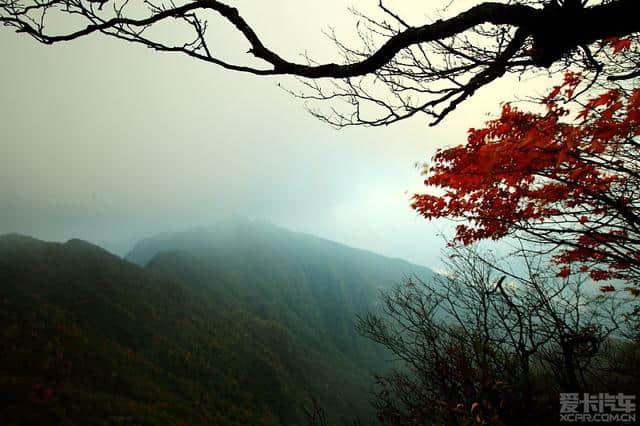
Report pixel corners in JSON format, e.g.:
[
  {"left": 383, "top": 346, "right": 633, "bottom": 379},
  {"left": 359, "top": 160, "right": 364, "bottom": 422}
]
[{"left": 413, "top": 39, "right": 640, "bottom": 291}]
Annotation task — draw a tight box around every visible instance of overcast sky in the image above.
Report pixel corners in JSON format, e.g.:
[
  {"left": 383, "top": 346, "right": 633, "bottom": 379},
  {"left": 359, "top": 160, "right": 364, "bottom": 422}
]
[{"left": 0, "top": 0, "right": 551, "bottom": 268}]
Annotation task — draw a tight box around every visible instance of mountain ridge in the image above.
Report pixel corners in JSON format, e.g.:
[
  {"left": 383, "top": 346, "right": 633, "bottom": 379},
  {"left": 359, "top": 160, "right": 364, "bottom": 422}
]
[
  {"left": 1, "top": 226, "right": 434, "bottom": 424},
  {"left": 126, "top": 218, "right": 432, "bottom": 280}
]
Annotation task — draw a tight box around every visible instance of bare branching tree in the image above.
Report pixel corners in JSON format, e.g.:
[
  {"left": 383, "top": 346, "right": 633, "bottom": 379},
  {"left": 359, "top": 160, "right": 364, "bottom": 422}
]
[
  {"left": 1, "top": 0, "right": 639, "bottom": 126},
  {"left": 356, "top": 244, "right": 637, "bottom": 425}
]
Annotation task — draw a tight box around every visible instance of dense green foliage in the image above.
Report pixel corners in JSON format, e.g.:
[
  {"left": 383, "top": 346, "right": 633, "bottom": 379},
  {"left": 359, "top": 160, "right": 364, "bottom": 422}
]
[{"left": 0, "top": 219, "right": 433, "bottom": 425}]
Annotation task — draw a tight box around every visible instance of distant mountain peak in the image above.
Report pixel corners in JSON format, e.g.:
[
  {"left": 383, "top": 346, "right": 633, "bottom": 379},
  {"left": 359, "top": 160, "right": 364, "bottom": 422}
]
[{"left": 0, "top": 232, "right": 38, "bottom": 242}]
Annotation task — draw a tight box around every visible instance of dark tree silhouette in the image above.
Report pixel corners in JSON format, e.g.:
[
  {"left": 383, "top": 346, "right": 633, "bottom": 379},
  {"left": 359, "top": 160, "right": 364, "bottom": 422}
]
[
  {"left": 356, "top": 244, "right": 637, "bottom": 425},
  {"left": 1, "top": 0, "right": 638, "bottom": 125}
]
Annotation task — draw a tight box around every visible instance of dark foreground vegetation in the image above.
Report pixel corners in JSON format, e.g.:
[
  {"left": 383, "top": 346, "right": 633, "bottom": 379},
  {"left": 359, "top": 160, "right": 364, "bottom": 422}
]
[
  {"left": 356, "top": 245, "right": 640, "bottom": 425},
  {"left": 0, "top": 220, "right": 434, "bottom": 425},
  {"left": 2, "top": 221, "right": 637, "bottom": 426}
]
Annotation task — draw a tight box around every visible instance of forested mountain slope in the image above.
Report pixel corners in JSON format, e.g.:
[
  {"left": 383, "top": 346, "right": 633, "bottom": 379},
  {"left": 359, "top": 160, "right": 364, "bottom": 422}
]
[
  {"left": 0, "top": 224, "right": 433, "bottom": 425},
  {"left": 128, "top": 218, "right": 434, "bottom": 370}
]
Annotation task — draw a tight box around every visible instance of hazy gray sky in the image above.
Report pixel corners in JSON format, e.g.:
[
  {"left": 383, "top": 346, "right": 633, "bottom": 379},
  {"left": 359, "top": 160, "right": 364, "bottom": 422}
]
[{"left": 0, "top": 0, "right": 550, "bottom": 268}]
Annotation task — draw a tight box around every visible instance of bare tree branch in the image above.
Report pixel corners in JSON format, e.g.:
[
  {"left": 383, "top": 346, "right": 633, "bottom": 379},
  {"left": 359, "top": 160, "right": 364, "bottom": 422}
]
[{"left": 1, "top": 0, "right": 639, "bottom": 125}]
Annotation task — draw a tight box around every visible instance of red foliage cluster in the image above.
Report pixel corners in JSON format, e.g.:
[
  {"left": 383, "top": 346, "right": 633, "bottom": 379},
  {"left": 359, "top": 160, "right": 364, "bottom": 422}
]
[
  {"left": 412, "top": 73, "right": 640, "bottom": 289},
  {"left": 602, "top": 37, "right": 633, "bottom": 54}
]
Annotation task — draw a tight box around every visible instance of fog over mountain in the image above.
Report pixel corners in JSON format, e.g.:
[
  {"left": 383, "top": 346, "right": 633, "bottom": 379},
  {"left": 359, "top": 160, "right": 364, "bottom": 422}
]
[
  {"left": 0, "top": 1, "right": 553, "bottom": 271},
  {"left": 0, "top": 220, "right": 434, "bottom": 424}
]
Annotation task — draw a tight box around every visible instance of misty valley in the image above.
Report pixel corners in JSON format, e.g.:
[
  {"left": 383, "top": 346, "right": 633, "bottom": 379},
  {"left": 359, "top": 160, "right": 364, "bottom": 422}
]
[
  {"left": 2, "top": 218, "right": 638, "bottom": 425},
  {"left": 0, "top": 218, "right": 434, "bottom": 424}
]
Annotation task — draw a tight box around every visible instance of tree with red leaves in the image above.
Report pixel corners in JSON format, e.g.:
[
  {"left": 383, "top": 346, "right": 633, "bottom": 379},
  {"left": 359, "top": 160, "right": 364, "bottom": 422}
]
[{"left": 412, "top": 65, "right": 640, "bottom": 291}]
